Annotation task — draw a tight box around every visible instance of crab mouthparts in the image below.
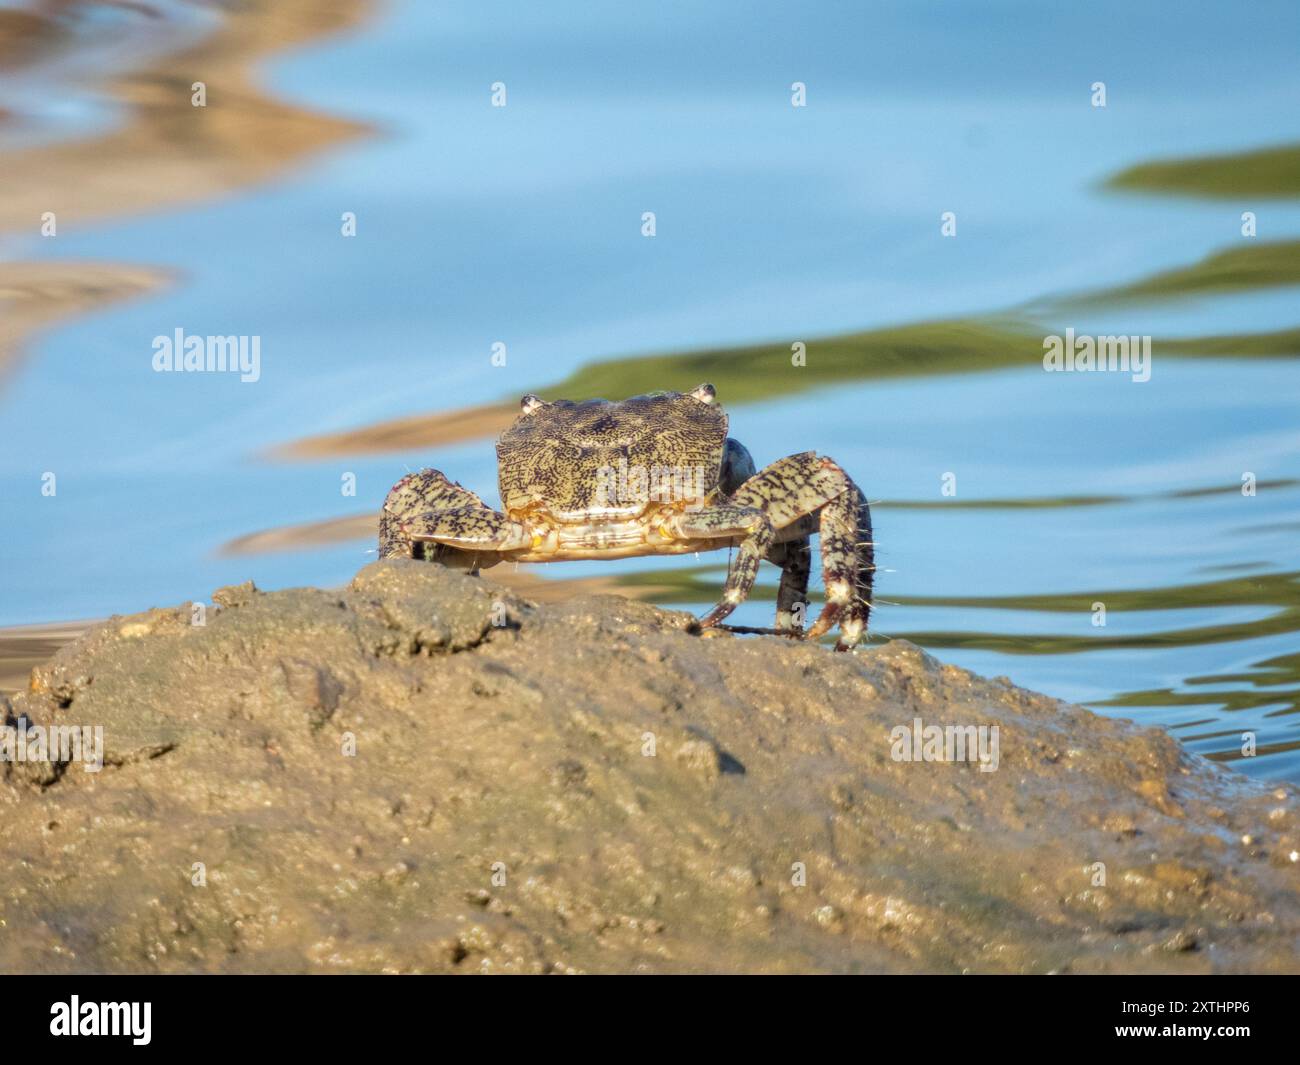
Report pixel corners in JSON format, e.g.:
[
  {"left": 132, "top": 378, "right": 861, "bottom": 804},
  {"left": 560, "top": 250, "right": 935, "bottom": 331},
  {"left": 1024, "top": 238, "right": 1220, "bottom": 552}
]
[
  {"left": 516, "top": 502, "right": 665, "bottom": 553},
  {"left": 547, "top": 502, "right": 650, "bottom": 524}
]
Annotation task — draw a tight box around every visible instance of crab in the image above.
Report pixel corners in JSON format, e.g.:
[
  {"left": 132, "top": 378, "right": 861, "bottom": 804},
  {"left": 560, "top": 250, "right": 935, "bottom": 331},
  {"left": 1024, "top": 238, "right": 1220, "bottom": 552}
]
[{"left": 378, "top": 384, "right": 874, "bottom": 650}]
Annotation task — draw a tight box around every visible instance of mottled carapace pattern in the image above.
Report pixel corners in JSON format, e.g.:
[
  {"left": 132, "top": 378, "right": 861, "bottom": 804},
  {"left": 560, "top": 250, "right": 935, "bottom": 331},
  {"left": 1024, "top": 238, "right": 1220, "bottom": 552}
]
[
  {"left": 496, "top": 391, "right": 728, "bottom": 517},
  {"left": 380, "top": 385, "right": 874, "bottom": 650}
]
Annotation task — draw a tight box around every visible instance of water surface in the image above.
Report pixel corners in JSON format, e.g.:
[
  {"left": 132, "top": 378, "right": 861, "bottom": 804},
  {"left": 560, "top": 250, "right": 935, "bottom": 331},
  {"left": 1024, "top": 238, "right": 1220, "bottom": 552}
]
[{"left": 2, "top": 0, "right": 1298, "bottom": 779}]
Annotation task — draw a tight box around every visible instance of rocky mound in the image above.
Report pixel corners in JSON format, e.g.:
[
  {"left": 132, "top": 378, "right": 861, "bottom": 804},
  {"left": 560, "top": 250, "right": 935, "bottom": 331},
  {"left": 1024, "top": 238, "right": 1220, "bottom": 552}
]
[{"left": 1, "top": 561, "right": 1297, "bottom": 973}]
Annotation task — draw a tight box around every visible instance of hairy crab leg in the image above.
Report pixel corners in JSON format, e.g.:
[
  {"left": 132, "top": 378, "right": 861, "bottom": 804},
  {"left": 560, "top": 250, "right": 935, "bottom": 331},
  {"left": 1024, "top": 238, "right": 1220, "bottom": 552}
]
[
  {"left": 729, "top": 452, "right": 874, "bottom": 651},
  {"left": 804, "top": 478, "right": 874, "bottom": 651}
]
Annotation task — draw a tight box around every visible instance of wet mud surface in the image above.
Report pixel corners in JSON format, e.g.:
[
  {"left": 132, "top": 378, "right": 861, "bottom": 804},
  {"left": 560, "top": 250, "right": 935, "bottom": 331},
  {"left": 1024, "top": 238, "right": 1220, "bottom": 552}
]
[{"left": 1, "top": 561, "right": 1297, "bottom": 973}]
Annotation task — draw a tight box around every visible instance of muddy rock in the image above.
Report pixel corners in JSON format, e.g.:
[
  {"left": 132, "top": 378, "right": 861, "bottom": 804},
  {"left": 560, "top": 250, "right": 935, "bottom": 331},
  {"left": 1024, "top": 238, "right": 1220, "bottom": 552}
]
[{"left": 1, "top": 560, "right": 1296, "bottom": 973}]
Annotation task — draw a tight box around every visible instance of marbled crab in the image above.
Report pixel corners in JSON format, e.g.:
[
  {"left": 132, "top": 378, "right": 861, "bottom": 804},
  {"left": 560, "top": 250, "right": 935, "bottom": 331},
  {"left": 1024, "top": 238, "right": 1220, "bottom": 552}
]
[{"left": 379, "top": 385, "right": 874, "bottom": 650}]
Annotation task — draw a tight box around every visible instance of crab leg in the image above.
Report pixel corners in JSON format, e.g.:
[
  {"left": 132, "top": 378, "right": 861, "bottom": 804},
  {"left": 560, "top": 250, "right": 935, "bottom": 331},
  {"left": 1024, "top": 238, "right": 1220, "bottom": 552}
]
[
  {"left": 804, "top": 478, "right": 873, "bottom": 651},
  {"left": 666, "top": 505, "right": 774, "bottom": 627},
  {"left": 728, "top": 452, "right": 874, "bottom": 651},
  {"left": 766, "top": 536, "right": 812, "bottom": 633}
]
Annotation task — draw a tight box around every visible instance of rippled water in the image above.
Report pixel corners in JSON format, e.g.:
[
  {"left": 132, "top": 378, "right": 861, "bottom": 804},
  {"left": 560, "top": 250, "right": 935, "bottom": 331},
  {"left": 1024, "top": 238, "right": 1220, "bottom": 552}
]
[{"left": 2, "top": 0, "right": 1298, "bottom": 779}]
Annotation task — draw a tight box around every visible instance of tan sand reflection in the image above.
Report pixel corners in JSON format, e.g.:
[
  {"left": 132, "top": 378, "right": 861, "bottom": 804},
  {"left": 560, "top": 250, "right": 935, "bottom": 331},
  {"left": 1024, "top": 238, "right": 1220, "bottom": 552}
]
[
  {"left": 0, "top": 0, "right": 373, "bottom": 382},
  {"left": 0, "top": 260, "right": 171, "bottom": 374},
  {"left": 0, "top": 619, "right": 97, "bottom": 693},
  {"left": 270, "top": 401, "right": 521, "bottom": 461}
]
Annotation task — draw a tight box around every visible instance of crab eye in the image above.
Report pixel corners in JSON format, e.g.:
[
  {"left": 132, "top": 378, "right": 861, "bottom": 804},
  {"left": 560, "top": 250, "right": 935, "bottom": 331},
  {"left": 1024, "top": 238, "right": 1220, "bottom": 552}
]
[
  {"left": 519, "top": 394, "right": 546, "bottom": 415},
  {"left": 689, "top": 383, "right": 717, "bottom": 405}
]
